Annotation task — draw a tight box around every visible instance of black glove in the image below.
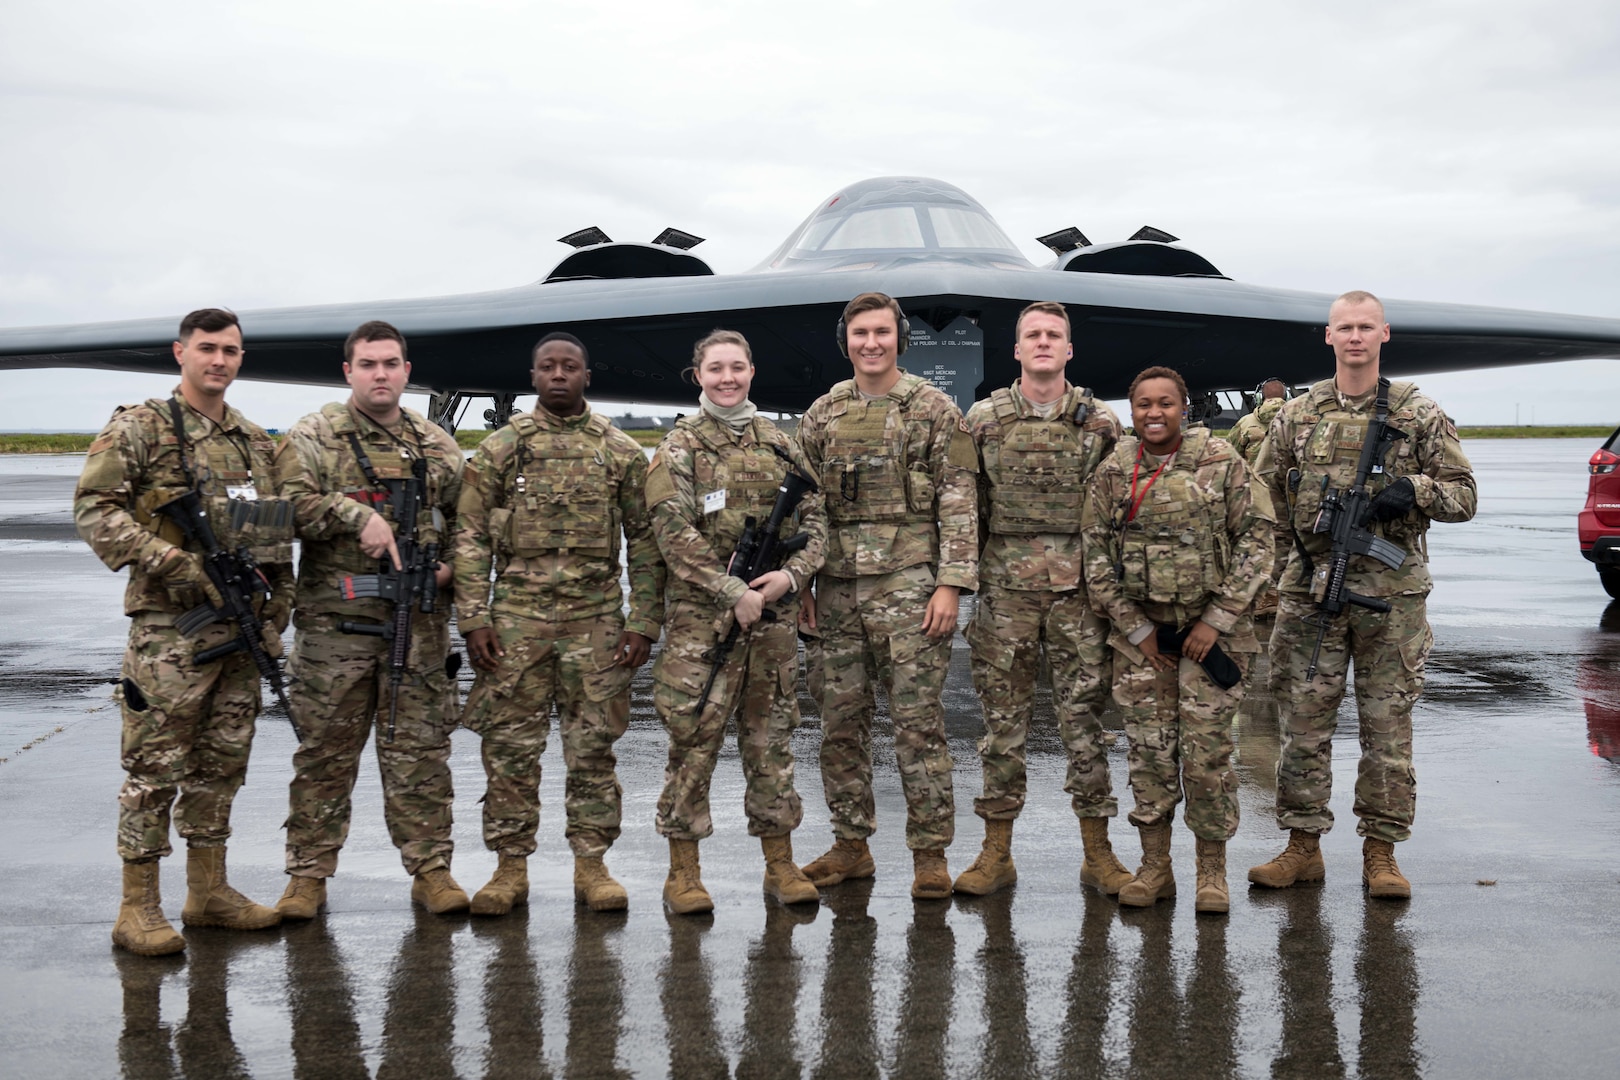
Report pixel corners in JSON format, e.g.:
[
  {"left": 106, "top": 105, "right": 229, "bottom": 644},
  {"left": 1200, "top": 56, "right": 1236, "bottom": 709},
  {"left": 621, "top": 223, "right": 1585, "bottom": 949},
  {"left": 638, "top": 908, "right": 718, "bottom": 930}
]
[{"left": 1368, "top": 476, "right": 1416, "bottom": 522}]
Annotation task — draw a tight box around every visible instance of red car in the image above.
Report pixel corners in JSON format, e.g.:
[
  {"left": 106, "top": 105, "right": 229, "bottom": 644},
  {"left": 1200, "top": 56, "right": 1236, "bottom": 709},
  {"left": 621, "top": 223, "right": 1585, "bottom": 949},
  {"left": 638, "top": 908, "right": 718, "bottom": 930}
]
[{"left": 1579, "top": 425, "right": 1620, "bottom": 599}]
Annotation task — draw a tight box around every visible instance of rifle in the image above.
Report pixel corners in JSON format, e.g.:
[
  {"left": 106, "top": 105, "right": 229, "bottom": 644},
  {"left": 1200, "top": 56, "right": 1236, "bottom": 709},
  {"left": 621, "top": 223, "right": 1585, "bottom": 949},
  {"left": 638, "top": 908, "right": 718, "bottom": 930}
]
[
  {"left": 1302, "top": 377, "right": 1408, "bottom": 677},
  {"left": 338, "top": 454, "right": 442, "bottom": 743},
  {"left": 692, "top": 461, "right": 819, "bottom": 718}
]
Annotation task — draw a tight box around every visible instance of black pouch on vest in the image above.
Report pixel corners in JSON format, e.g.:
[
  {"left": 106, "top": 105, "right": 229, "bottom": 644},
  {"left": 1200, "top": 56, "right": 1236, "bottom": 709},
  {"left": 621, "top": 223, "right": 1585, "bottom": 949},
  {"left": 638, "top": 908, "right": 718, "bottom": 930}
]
[{"left": 1155, "top": 624, "right": 1243, "bottom": 690}]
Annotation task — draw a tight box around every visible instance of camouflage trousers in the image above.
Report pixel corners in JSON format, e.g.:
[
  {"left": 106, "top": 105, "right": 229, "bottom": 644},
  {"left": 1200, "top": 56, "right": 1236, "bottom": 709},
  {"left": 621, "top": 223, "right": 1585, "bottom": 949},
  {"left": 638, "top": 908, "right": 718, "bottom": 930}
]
[
  {"left": 966, "top": 583, "right": 1116, "bottom": 821},
  {"left": 816, "top": 566, "right": 955, "bottom": 851},
  {"left": 1270, "top": 593, "right": 1431, "bottom": 843},
  {"left": 651, "top": 599, "right": 804, "bottom": 840},
  {"left": 115, "top": 613, "right": 262, "bottom": 863},
  {"left": 461, "top": 610, "right": 631, "bottom": 858},
  {"left": 283, "top": 613, "right": 459, "bottom": 877},
  {"left": 1111, "top": 639, "right": 1247, "bottom": 840}
]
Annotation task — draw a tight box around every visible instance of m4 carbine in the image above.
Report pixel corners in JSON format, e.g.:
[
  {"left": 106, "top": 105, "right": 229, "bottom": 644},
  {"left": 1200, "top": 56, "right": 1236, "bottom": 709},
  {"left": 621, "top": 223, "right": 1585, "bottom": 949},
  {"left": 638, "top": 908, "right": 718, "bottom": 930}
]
[
  {"left": 692, "top": 463, "right": 819, "bottom": 718},
  {"left": 162, "top": 488, "right": 303, "bottom": 743},
  {"left": 1303, "top": 377, "right": 1408, "bottom": 677},
  {"left": 338, "top": 457, "right": 447, "bottom": 742}
]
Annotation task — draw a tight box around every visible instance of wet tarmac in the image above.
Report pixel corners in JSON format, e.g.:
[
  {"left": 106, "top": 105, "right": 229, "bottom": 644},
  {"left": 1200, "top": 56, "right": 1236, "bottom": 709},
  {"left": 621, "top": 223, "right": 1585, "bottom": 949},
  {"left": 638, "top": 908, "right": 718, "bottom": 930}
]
[{"left": 3, "top": 440, "right": 1619, "bottom": 1078}]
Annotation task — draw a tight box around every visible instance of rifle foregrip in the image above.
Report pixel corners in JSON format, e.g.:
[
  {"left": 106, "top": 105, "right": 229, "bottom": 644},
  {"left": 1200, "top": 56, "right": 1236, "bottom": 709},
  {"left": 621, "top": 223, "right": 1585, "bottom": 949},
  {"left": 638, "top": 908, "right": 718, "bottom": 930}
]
[
  {"left": 339, "top": 621, "right": 390, "bottom": 637},
  {"left": 194, "top": 637, "right": 246, "bottom": 665},
  {"left": 1345, "top": 591, "right": 1392, "bottom": 614}
]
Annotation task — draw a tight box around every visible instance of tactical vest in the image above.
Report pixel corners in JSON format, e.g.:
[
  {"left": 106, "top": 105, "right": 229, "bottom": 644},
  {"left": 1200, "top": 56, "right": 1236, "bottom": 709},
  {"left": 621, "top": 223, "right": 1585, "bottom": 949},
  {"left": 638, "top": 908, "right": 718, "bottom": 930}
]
[
  {"left": 1111, "top": 429, "right": 1232, "bottom": 607},
  {"left": 501, "top": 412, "right": 618, "bottom": 556},
  {"left": 985, "top": 386, "right": 1092, "bottom": 535},
  {"left": 330, "top": 406, "right": 448, "bottom": 575},
  {"left": 131, "top": 398, "right": 295, "bottom": 566},
  {"left": 820, "top": 378, "right": 935, "bottom": 527},
  {"left": 1286, "top": 381, "right": 1421, "bottom": 540},
  {"left": 681, "top": 414, "right": 789, "bottom": 556}
]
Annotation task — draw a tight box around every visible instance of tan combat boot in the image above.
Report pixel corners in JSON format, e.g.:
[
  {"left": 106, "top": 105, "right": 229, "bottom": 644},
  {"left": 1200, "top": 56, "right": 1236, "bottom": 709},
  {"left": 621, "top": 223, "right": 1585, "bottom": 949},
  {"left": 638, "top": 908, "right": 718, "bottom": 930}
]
[
  {"left": 1194, "top": 837, "right": 1229, "bottom": 915},
  {"left": 1363, "top": 838, "right": 1412, "bottom": 899},
  {"left": 1248, "top": 829, "right": 1325, "bottom": 888},
  {"left": 761, "top": 834, "right": 819, "bottom": 905},
  {"left": 952, "top": 818, "right": 1017, "bottom": 896},
  {"left": 1078, "top": 817, "right": 1134, "bottom": 895},
  {"left": 412, "top": 866, "right": 472, "bottom": 914},
  {"left": 663, "top": 838, "right": 714, "bottom": 915},
  {"left": 113, "top": 861, "right": 185, "bottom": 956},
  {"left": 469, "top": 854, "right": 526, "bottom": 916},
  {"left": 802, "top": 837, "right": 876, "bottom": 888},
  {"left": 911, "top": 849, "right": 952, "bottom": 900},
  {"left": 574, "top": 855, "right": 629, "bottom": 912},
  {"left": 275, "top": 875, "right": 326, "bottom": 921},
  {"left": 181, "top": 846, "right": 281, "bottom": 930},
  {"left": 1118, "top": 823, "right": 1176, "bottom": 908}
]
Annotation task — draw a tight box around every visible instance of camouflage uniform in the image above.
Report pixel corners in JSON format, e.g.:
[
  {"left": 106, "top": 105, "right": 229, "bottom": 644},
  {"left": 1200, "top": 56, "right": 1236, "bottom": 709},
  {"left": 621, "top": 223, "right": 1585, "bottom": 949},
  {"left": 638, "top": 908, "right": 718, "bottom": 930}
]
[
  {"left": 75, "top": 392, "right": 296, "bottom": 863},
  {"left": 273, "top": 402, "right": 464, "bottom": 878},
  {"left": 1255, "top": 378, "right": 1475, "bottom": 843},
  {"left": 963, "top": 381, "right": 1121, "bottom": 822},
  {"left": 643, "top": 412, "right": 826, "bottom": 839},
  {"left": 1229, "top": 396, "right": 1286, "bottom": 618},
  {"left": 454, "top": 405, "right": 664, "bottom": 858},
  {"left": 1081, "top": 428, "right": 1274, "bottom": 839},
  {"left": 797, "top": 373, "right": 979, "bottom": 850}
]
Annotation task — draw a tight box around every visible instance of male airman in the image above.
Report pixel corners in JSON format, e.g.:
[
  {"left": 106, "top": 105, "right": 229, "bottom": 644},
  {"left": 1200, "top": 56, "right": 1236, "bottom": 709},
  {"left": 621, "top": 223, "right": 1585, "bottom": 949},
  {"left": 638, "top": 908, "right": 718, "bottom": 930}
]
[
  {"left": 76, "top": 308, "right": 293, "bottom": 955},
  {"left": 272, "top": 320, "right": 468, "bottom": 918}
]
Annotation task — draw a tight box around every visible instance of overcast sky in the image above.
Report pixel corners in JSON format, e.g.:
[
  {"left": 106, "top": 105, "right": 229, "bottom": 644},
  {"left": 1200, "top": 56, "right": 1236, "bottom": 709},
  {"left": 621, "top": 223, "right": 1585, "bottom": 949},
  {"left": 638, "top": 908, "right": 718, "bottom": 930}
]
[{"left": 2, "top": 0, "right": 1618, "bottom": 430}]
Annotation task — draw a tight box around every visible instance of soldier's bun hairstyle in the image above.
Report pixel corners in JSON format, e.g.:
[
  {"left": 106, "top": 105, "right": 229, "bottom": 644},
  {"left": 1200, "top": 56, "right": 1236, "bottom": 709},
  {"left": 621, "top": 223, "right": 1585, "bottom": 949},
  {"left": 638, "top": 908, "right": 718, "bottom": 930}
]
[
  {"left": 683, "top": 329, "right": 753, "bottom": 385},
  {"left": 1127, "top": 365, "right": 1189, "bottom": 405},
  {"left": 177, "top": 308, "right": 240, "bottom": 343},
  {"left": 533, "top": 331, "right": 589, "bottom": 364},
  {"left": 343, "top": 319, "right": 407, "bottom": 363}
]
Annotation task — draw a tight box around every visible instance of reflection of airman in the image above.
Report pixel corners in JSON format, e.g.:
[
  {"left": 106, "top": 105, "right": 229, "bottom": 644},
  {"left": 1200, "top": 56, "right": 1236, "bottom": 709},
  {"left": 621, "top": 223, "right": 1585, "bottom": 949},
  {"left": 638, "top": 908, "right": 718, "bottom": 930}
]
[
  {"left": 455, "top": 332, "right": 665, "bottom": 915},
  {"left": 796, "top": 292, "right": 979, "bottom": 900},
  {"left": 76, "top": 307, "right": 291, "bottom": 956},
  {"left": 957, "top": 301, "right": 1128, "bottom": 898},
  {"left": 272, "top": 320, "right": 468, "bottom": 918},
  {"left": 645, "top": 330, "right": 824, "bottom": 913},
  {"left": 1250, "top": 291, "right": 1476, "bottom": 899},
  {"left": 1082, "top": 366, "right": 1274, "bottom": 914}
]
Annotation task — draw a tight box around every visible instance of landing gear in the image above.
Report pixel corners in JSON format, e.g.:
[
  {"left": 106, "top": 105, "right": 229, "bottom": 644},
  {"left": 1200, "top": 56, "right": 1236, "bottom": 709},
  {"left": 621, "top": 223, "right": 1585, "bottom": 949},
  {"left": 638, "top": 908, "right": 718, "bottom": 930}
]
[{"left": 425, "top": 391, "right": 520, "bottom": 435}]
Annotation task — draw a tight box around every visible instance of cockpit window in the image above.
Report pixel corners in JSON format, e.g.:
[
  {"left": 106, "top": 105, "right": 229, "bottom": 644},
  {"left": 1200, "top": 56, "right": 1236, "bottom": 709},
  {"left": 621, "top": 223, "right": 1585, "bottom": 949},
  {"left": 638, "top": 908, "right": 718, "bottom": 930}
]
[
  {"left": 927, "top": 206, "right": 1017, "bottom": 251},
  {"left": 814, "top": 207, "right": 927, "bottom": 251}
]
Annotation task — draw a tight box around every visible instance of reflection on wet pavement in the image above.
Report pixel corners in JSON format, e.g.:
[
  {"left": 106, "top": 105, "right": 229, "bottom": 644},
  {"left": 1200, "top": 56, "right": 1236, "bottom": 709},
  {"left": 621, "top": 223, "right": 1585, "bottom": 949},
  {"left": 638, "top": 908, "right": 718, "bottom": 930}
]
[{"left": 8, "top": 440, "right": 1620, "bottom": 1078}]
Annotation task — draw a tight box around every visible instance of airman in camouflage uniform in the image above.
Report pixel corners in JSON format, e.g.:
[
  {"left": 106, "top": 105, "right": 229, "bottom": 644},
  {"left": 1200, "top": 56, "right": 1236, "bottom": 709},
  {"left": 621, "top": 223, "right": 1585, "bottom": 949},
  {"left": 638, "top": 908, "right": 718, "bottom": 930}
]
[
  {"left": 644, "top": 330, "right": 826, "bottom": 913},
  {"left": 271, "top": 321, "right": 469, "bottom": 919},
  {"left": 1249, "top": 292, "right": 1476, "bottom": 899},
  {"left": 796, "top": 293, "right": 979, "bottom": 900},
  {"left": 455, "top": 332, "right": 665, "bottom": 915},
  {"left": 1228, "top": 381, "right": 1288, "bottom": 621},
  {"left": 1082, "top": 366, "right": 1274, "bottom": 914},
  {"left": 954, "top": 301, "right": 1130, "bottom": 898},
  {"left": 76, "top": 308, "right": 292, "bottom": 955}
]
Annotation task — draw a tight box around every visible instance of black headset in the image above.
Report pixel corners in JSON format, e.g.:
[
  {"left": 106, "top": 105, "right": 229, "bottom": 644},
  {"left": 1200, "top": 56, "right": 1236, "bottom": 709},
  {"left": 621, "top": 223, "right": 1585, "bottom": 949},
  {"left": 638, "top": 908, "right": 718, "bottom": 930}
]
[{"left": 835, "top": 299, "right": 911, "bottom": 358}]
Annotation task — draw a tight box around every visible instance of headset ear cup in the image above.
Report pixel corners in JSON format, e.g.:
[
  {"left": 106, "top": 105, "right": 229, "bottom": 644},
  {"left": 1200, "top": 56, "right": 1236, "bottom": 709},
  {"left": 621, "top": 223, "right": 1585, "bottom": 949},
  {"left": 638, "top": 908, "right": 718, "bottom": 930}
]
[{"left": 835, "top": 317, "right": 848, "bottom": 358}]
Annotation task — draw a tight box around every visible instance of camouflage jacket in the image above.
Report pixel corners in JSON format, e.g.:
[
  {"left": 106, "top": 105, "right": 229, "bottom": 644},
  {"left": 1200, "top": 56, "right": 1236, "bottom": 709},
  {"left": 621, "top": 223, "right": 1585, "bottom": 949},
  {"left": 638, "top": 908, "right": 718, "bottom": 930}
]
[
  {"left": 645, "top": 411, "right": 826, "bottom": 612},
  {"left": 1228, "top": 396, "right": 1284, "bottom": 469},
  {"left": 1254, "top": 377, "right": 1476, "bottom": 600},
  {"left": 453, "top": 404, "right": 664, "bottom": 638},
  {"left": 966, "top": 380, "right": 1120, "bottom": 592},
  {"left": 74, "top": 391, "right": 295, "bottom": 619},
  {"left": 797, "top": 372, "right": 979, "bottom": 588},
  {"left": 1081, "top": 428, "right": 1274, "bottom": 651},
  {"left": 273, "top": 401, "right": 463, "bottom": 624}
]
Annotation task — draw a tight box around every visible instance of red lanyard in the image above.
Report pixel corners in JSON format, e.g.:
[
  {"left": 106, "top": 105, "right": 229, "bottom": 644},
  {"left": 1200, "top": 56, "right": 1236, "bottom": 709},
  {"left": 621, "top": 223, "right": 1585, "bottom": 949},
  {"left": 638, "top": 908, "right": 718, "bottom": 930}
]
[{"left": 1126, "top": 440, "right": 1178, "bottom": 523}]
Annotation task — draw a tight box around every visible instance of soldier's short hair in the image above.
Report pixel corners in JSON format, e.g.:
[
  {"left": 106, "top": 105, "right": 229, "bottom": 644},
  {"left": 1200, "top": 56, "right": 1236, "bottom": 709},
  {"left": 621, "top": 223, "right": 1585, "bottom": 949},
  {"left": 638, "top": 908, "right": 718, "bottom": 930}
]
[
  {"left": 1015, "top": 300, "right": 1071, "bottom": 339},
  {"left": 841, "top": 292, "right": 904, "bottom": 332},
  {"left": 1128, "top": 365, "right": 1189, "bottom": 405},
  {"left": 1332, "top": 289, "right": 1385, "bottom": 319},
  {"left": 177, "top": 308, "right": 240, "bottom": 343},
  {"left": 343, "top": 320, "right": 407, "bottom": 363},
  {"left": 534, "top": 331, "right": 589, "bottom": 364}
]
